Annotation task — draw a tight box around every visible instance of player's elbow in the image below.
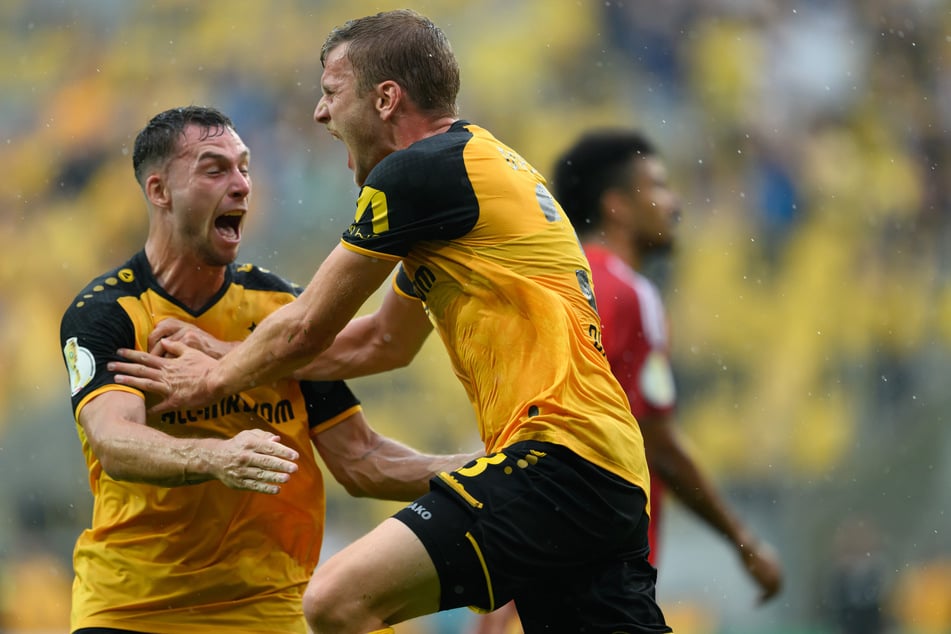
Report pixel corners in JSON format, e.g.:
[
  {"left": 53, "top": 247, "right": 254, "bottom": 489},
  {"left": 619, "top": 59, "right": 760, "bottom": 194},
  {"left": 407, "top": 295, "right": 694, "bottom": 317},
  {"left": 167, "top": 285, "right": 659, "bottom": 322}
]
[
  {"left": 96, "top": 453, "right": 129, "bottom": 482},
  {"left": 88, "top": 437, "right": 130, "bottom": 482},
  {"left": 332, "top": 471, "right": 374, "bottom": 498},
  {"left": 331, "top": 464, "right": 412, "bottom": 500},
  {"left": 376, "top": 343, "right": 417, "bottom": 370},
  {"left": 372, "top": 329, "right": 427, "bottom": 370},
  {"left": 96, "top": 452, "right": 153, "bottom": 485}
]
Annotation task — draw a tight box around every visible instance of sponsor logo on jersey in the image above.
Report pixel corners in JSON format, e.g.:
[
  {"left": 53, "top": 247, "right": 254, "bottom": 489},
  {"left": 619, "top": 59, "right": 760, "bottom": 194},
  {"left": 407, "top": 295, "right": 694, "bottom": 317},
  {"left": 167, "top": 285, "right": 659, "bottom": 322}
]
[
  {"left": 535, "top": 183, "right": 561, "bottom": 222},
  {"left": 159, "top": 395, "right": 297, "bottom": 425},
  {"left": 411, "top": 265, "right": 437, "bottom": 302},
  {"left": 349, "top": 186, "right": 390, "bottom": 238}
]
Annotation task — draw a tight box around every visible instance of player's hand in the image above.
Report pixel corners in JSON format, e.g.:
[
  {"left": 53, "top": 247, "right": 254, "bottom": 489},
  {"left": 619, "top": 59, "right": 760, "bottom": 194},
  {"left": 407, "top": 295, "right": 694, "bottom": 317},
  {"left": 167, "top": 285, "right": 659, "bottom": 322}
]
[
  {"left": 148, "top": 318, "right": 236, "bottom": 359},
  {"left": 213, "top": 429, "right": 299, "bottom": 494},
  {"left": 738, "top": 537, "right": 784, "bottom": 604},
  {"left": 109, "top": 339, "right": 220, "bottom": 414}
]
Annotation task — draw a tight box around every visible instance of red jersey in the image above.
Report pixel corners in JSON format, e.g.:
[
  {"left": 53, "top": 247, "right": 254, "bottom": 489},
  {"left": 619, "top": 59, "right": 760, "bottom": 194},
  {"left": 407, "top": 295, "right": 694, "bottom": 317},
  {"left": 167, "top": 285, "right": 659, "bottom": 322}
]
[{"left": 584, "top": 245, "right": 676, "bottom": 563}]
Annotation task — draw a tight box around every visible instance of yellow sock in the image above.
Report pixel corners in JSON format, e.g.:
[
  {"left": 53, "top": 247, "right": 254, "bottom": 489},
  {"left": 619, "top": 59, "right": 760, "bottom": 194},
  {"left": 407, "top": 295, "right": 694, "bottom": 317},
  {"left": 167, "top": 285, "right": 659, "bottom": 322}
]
[{"left": 367, "top": 629, "right": 395, "bottom": 634}]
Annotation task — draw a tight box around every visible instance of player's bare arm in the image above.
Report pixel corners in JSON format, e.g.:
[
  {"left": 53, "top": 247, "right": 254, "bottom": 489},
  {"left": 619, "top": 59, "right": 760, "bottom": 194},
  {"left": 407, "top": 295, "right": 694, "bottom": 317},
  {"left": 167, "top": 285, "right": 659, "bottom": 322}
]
[
  {"left": 294, "top": 285, "right": 432, "bottom": 381},
  {"left": 640, "top": 413, "right": 783, "bottom": 602},
  {"left": 112, "top": 246, "right": 396, "bottom": 412},
  {"left": 314, "top": 409, "right": 480, "bottom": 500},
  {"left": 80, "top": 390, "right": 300, "bottom": 494}
]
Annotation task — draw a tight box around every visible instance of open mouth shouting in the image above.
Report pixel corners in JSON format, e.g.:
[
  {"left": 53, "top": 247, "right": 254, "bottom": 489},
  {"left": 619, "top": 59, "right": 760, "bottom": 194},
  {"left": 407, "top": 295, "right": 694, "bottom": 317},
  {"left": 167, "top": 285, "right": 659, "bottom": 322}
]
[{"left": 215, "top": 210, "right": 244, "bottom": 245}]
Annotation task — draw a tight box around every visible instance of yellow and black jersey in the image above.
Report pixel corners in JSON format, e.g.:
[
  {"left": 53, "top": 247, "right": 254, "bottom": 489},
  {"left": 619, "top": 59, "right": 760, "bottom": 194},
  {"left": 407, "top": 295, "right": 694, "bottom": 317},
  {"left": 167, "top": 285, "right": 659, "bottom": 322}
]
[
  {"left": 341, "top": 121, "right": 650, "bottom": 497},
  {"left": 59, "top": 250, "right": 360, "bottom": 634}
]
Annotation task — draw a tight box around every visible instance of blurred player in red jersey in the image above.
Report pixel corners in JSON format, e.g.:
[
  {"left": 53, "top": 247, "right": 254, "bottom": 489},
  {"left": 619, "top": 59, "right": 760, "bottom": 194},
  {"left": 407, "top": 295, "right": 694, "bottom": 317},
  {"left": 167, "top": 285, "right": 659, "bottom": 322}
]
[{"left": 472, "top": 129, "right": 783, "bottom": 633}]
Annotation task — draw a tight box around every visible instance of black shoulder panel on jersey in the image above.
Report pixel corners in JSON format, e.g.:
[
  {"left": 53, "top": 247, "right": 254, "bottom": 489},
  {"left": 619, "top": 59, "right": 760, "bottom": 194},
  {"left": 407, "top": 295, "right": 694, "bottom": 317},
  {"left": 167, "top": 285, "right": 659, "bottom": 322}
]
[
  {"left": 232, "top": 262, "right": 303, "bottom": 297},
  {"left": 60, "top": 252, "right": 149, "bottom": 414},
  {"left": 342, "top": 120, "right": 480, "bottom": 258},
  {"left": 64, "top": 250, "right": 153, "bottom": 308}
]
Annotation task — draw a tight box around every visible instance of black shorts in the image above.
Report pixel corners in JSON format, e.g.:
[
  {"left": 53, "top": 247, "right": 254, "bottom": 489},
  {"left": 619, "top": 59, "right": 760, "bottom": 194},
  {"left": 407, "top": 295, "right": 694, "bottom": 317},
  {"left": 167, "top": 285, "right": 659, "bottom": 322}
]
[{"left": 393, "top": 440, "right": 670, "bottom": 633}]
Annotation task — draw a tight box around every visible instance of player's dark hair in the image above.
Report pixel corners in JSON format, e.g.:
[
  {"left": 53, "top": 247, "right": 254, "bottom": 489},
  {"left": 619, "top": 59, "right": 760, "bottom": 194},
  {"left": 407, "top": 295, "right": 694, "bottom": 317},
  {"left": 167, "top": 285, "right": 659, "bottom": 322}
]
[
  {"left": 132, "top": 106, "right": 234, "bottom": 186},
  {"left": 321, "top": 9, "right": 460, "bottom": 117},
  {"left": 553, "top": 130, "right": 657, "bottom": 234}
]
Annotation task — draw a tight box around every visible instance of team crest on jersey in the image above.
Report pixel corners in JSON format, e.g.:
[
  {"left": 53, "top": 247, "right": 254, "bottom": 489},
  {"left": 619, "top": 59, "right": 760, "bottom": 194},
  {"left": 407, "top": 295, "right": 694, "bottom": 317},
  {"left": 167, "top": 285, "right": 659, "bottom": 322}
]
[{"left": 64, "top": 337, "right": 96, "bottom": 396}]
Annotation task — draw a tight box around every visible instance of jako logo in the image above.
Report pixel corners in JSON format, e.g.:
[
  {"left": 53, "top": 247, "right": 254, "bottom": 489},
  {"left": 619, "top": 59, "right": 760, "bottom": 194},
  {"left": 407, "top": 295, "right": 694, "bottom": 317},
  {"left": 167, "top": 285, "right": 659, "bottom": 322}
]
[{"left": 408, "top": 502, "right": 432, "bottom": 520}]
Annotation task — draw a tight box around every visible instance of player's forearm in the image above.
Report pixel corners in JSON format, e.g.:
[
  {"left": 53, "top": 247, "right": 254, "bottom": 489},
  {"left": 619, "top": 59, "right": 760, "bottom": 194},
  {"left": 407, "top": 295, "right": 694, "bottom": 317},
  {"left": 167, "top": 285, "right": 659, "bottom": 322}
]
[
  {"left": 210, "top": 246, "right": 394, "bottom": 395},
  {"left": 652, "top": 437, "right": 782, "bottom": 597},
  {"left": 294, "top": 314, "right": 421, "bottom": 381},
  {"left": 94, "top": 425, "right": 217, "bottom": 487},
  {"left": 331, "top": 438, "right": 478, "bottom": 501},
  {"left": 642, "top": 417, "right": 748, "bottom": 546},
  {"left": 297, "top": 282, "right": 432, "bottom": 381},
  {"left": 654, "top": 450, "right": 748, "bottom": 546},
  {"left": 209, "top": 298, "right": 332, "bottom": 397}
]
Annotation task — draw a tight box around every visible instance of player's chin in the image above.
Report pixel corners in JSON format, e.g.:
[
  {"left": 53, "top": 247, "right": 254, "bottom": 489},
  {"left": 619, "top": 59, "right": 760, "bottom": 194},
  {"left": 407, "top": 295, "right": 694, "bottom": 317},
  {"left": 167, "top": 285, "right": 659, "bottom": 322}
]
[{"left": 207, "top": 241, "right": 241, "bottom": 266}]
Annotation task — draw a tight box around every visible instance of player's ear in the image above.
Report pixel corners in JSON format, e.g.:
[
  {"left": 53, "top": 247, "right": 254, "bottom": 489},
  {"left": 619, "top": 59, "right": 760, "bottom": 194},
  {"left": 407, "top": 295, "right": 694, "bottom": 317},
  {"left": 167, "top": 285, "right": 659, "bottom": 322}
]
[
  {"left": 600, "top": 187, "right": 630, "bottom": 222},
  {"left": 376, "top": 80, "right": 401, "bottom": 120},
  {"left": 145, "top": 173, "right": 170, "bottom": 208}
]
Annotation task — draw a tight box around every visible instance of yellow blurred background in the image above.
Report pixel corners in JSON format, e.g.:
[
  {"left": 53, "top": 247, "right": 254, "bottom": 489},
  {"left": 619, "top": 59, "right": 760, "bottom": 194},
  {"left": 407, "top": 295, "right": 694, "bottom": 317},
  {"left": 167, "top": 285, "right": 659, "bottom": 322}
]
[{"left": 2, "top": 1, "right": 950, "bottom": 632}]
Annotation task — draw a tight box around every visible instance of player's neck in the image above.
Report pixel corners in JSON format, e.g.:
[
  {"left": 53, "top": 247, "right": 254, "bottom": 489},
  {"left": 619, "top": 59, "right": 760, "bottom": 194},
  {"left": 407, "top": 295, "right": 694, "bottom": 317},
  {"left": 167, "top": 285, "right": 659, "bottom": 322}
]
[
  {"left": 594, "top": 232, "right": 642, "bottom": 272},
  {"left": 145, "top": 243, "right": 227, "bottom": 311},
  {"left": 394, "top": 114, "right": 456, "bottom": 149}
]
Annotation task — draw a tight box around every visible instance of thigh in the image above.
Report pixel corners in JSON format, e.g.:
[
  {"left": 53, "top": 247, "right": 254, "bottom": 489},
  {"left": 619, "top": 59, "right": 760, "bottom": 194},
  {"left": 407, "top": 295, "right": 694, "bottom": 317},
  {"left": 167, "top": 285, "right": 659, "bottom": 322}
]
[{"left": 310, "top": 517, "right": 442, "bottom": 625}]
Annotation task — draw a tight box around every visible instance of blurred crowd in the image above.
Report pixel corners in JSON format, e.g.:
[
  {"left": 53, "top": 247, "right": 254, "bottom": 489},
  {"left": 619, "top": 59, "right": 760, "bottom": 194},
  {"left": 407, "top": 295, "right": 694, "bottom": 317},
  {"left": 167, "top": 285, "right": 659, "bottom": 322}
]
[{"left": 2, "top": 0, "right": 950, "bottom": 632}]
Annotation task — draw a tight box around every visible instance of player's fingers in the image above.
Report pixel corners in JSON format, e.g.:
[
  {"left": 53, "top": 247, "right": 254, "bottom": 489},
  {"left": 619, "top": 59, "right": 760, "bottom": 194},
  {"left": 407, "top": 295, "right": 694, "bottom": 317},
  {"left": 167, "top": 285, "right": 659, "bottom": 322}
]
[
  {"left": 115, "top": 347, "right": 165, "bottom": 368},
  {"left": 753, "top": 563, "right": 782, "bottom": 603},
  {"left": 258, "top": 466, "right": 293, "bottom": 482},
  {"left": 147, "top": 330, "right": 169, "bottom": 352},
  {"left": 145, "top": 398, "right": 177, "bottom": 416},
  {"left": 108, "top": 359, "right": 154, "bottom": 378},
  {"left": 148, "top": 338, "right": 166, "bottom": 356},
  {"left": 149, "top": 318, "right": 185, "bottom": 347},
  {"left": 254, "top": 454, "right": 298, "bottom": 475},
  {"left": 240, "top": 477, "right": 281, "bottom": 495},
  {"left": 108, "top": 363, "right": 168, "bottom": 391},
  {"left": 158, "top": 338, "right": 191, "bottom": 357},
  {"left": 111, "top": 374, "right": 158, "bottom": 392},
  {"left": 237, "top": 467, "right": 291, "bottom": 494},
  {"left": 259, "top": 438, "right": 300, "bottom": 462}
]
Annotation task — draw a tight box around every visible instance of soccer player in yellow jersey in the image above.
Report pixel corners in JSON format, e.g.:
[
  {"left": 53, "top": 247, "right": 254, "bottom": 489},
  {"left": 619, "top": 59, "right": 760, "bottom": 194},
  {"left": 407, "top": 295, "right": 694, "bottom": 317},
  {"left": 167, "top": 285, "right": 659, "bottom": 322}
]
[
  {"left": 472, "top": 130, "right": 786, "bottom": 634},
  {"left": 61, "top": 106, "right": 476, "bottom": 634},
  {"left": 111, "top": 11, "right": 671, "bottom": 634}
]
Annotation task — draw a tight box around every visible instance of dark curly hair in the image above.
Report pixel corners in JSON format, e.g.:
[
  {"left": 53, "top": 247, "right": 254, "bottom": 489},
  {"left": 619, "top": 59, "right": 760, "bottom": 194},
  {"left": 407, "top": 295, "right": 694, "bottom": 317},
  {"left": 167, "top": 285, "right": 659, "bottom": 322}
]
[{"left": 553, "top": 130, "right": 656, "bottom": 234}]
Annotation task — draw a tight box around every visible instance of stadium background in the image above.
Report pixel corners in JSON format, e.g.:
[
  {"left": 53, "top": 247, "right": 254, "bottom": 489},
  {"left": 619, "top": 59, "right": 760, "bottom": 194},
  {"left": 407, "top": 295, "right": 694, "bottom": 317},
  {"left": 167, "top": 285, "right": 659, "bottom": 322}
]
[{"left": 1, "top": 0, "right": 950, "bottom": 632}]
